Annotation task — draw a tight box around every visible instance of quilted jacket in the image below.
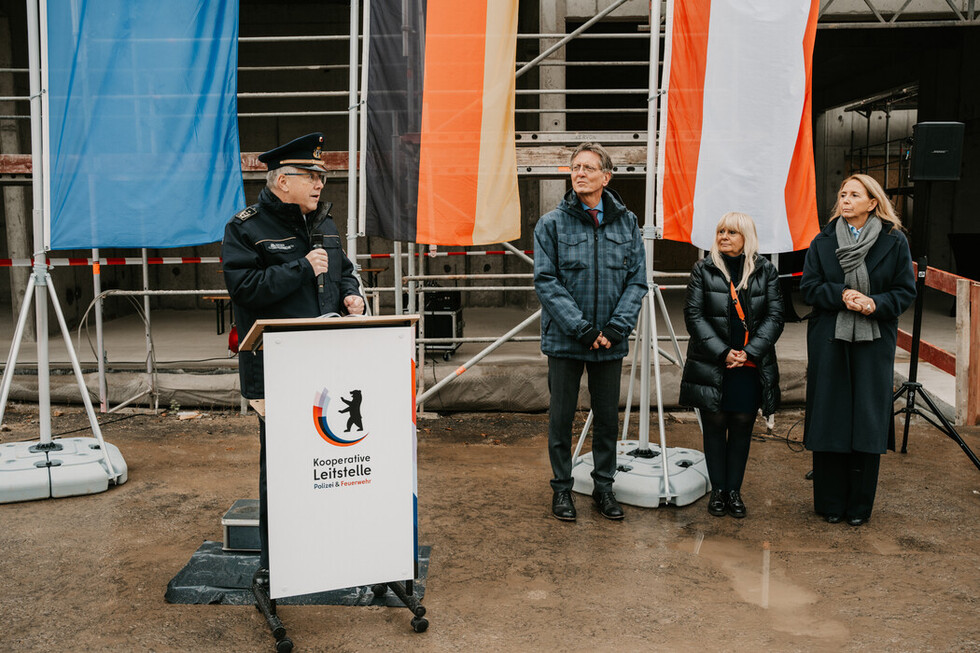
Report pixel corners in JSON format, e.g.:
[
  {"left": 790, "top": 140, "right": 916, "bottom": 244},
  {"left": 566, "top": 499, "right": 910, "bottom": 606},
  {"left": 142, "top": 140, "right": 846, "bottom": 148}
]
[{"left": 679, "top": 254, "right": 784, "bottom": 415}]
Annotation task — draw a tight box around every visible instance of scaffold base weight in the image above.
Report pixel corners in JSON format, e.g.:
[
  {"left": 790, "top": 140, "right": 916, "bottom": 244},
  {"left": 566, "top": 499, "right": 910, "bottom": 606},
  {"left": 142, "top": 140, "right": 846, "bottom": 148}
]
[
  {"left": 0, "top": 437, "right": 128, "bottom": 503},
  {"left": 572, "top": 440, "right": 709, "bottom": 508}
]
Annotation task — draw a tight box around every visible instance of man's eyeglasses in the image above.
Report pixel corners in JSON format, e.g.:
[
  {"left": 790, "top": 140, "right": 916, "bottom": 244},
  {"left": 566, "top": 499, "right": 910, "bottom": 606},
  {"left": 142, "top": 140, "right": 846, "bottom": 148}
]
[
  {"left": 571, "top": 164, "right": 602, "bottom": 174},
  {"left": 283, "top": 171, "right": 326, "bottom": 184}
]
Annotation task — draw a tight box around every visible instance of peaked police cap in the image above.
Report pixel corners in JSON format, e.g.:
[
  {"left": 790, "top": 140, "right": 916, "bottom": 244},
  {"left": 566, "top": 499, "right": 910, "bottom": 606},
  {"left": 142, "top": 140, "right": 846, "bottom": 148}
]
[{"left": 258, "top": 132, "right": 327, "bottom": 172}]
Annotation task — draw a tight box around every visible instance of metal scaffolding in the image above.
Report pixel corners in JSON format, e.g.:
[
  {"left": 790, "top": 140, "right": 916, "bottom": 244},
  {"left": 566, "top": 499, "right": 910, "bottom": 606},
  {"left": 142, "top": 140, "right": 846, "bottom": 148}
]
[{"left": 0, "top": 0, "right": 977, "bottom": 415}]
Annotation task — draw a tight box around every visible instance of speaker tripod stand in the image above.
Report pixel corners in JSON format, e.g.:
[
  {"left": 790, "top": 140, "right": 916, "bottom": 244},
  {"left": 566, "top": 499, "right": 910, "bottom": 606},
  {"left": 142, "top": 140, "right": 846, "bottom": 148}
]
[{"left": 893, "top": 256, "right": 980, "bottom": 470}]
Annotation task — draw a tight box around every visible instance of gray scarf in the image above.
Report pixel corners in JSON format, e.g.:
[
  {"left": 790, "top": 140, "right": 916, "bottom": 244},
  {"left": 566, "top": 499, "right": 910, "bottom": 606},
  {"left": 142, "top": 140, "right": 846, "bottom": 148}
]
[{"left": 834, "top": 215, "right": 881, "bottom": 342}]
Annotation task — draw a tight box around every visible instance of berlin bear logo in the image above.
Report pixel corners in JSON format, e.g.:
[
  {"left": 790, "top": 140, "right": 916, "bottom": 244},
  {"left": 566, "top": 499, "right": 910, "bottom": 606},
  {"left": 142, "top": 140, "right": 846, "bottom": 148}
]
[
  {"left": 338, "top": 389, "right": 363, "bottom": 432},
  {"left": 312, "top": 388, "right": 367, "bottom": 446}
]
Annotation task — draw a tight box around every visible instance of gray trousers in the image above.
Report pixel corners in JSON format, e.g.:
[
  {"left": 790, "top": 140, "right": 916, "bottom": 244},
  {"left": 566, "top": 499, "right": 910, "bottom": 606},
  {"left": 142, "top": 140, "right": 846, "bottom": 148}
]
[{"left": 547, "top": 356, "right": 623, "bottom": 493}]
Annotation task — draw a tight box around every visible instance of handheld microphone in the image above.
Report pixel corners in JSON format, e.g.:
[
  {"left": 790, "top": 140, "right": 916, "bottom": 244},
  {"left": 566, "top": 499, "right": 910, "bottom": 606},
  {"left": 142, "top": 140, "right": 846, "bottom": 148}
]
[{"left": 312, "top": 233, "right": 325, "bottom": 296}]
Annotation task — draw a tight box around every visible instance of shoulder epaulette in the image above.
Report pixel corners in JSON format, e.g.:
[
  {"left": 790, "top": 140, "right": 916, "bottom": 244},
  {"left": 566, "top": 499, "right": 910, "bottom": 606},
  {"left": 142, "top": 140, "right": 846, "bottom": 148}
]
[{"left": 235, "top": 204, "right": 259, "bottom": 222}]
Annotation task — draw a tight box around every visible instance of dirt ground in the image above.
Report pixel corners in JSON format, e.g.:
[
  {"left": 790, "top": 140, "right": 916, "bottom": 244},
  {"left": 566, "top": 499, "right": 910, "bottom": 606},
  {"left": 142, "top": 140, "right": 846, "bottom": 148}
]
[{"left": 1, "top": 402, "right": 979, "bottom": 652}]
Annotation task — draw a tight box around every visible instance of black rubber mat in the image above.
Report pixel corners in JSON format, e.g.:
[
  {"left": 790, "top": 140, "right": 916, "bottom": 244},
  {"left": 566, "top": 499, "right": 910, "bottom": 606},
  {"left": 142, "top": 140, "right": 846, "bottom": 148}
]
[{"left": 165, "top": 540, "right": 429, "bottom": 606}]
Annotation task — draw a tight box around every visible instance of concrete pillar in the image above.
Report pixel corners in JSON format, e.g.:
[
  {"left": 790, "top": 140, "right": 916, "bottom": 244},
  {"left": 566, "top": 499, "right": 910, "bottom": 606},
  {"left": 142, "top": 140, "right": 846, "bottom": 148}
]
[{"left": 0, "top": 16, "right": 34, "bottom": 339}]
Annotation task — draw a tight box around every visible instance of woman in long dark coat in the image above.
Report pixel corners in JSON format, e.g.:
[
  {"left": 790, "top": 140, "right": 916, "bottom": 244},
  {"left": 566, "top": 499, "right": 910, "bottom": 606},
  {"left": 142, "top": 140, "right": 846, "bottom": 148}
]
[
  {"left": 680, "top": 212, "right": 784, "bottom": 518},
  {"left": 801, "top": 174, "right": 915, "bottom": 526}
]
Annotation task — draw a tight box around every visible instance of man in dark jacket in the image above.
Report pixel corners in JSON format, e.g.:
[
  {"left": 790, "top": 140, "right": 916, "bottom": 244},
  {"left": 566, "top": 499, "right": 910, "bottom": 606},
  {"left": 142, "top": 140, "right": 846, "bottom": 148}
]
[
  {"left": 221, "top": 132, "right": 364, "bottom": 581},
  {"left": 533, "top": 142, "right": 647, "bottom": 521}
]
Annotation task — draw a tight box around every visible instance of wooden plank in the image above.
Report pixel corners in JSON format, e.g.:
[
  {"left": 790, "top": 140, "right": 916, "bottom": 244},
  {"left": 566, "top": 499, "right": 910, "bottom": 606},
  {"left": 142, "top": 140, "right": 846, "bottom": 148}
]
[
  {"left": 239, "top": 314, "right": 420, "bottom": 353},
  {"left": 913, "top": 263, "right": 970, "bottom": 296},
  {"left": 248, "top": 399, "right": 266, "bottom": 418},
  {"left": 0, "top": 154, "right": 31, "bottom": 174},
  {"left": 241, "top": 151, "right": 351, "bottom": 172},
  {"left": 955, "top": 278, "right": 970, "bottom": 425},
  {"left": 514, "top": 144, "right": 648, "bottom": 167},
  {"left": 970, "top": 283, "right": 980, "bottom": 424},
  {"left": 896, "top": 328, "right": 956, "bottom": 376},
  {"left": 925, "top": 266, "right": 959, "bottom": 295},
  {"left": 1, "top": 147, "right": 651, "bottom": 174}
]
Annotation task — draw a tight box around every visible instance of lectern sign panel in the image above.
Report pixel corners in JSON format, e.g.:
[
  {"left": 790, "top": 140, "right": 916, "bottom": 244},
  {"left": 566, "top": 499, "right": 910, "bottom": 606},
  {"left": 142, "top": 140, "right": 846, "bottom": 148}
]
[{"left": 264, "top": 325, "right": 416, "bottom": 599}]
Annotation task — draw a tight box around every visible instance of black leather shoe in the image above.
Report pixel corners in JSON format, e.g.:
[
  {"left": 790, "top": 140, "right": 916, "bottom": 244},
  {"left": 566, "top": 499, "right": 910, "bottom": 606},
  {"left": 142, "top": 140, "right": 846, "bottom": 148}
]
[
  {"left": 846, "top": 516, "right": 867, "bottom": 527},
  {"left": 726, "top": 490, "right": 746, "bottom": 518},
  {"left": 592, "top": 490, "right": 625, "bottom": 520},
  {"left": 552, "top": 490, "right": 576, "bottom": 521},
  {"left": 707, "top": 489, "right": 727, "bottom": 516},
  {"left": 824, "top": 514, "right": 843, "bottom": 524}
]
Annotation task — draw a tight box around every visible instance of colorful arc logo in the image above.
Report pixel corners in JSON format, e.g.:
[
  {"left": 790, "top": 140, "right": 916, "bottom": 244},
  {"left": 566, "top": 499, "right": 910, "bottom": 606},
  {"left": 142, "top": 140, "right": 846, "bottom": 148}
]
[{"left": 313, "top": 388, "right": 367, "bottom": 447}]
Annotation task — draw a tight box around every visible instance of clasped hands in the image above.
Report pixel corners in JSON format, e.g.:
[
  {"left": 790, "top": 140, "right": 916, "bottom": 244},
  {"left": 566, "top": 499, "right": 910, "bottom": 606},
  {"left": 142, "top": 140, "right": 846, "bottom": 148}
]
[
  {"left": 842, "top": 288, "right": 876, "bottom": 316},
  {"left": 725, "top": 349, "right": 748, "bottom": 368},
  {"left": 590, "top": 333, "right": 612, "bottom": 350}
]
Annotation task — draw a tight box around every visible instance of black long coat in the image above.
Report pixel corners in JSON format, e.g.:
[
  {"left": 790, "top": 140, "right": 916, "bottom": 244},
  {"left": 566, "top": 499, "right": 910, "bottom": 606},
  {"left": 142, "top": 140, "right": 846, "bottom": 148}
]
[
  {"left": 800, "top": 219, "right": 915, "bottom": 454},
  {"left": 680, "top": 255, "right": 784, "bottom": 415}
]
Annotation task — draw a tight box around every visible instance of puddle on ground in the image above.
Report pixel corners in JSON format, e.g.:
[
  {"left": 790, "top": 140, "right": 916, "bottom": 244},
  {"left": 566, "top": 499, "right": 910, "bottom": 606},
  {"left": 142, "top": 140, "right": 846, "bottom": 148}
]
[
  {"left": 672, "top": 534, "right": 849, "bottom": 639},
  {"left": 866, "top": 536, "right": 905, "bottom": 555}
]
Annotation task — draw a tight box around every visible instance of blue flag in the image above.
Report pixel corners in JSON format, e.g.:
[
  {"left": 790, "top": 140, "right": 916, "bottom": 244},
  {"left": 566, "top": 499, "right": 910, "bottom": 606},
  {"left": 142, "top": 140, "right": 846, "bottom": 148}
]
[{"left": 45, "top": 0, "right": 244, "bottom": 249}]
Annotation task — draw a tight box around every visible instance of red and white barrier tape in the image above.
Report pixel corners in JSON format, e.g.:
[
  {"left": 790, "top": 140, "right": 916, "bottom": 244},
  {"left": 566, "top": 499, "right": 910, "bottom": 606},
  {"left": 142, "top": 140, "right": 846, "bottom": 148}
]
[
  {"left": 0, "top": 256, "right": 222, "bottom": 268},
  {"left": 358, "top": 249, "right": 534, "bottom": 259}
]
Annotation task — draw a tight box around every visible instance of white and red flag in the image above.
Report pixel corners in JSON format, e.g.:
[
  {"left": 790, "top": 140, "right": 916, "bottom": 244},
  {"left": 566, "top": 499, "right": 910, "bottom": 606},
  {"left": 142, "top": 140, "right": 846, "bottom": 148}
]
[{"left": 656, "top": 0, "right": 820, "bottom": 253}]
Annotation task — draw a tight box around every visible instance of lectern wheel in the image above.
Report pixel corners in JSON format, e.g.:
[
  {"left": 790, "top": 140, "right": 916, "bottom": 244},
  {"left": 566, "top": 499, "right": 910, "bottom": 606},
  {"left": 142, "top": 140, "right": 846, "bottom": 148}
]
[
  {"left": 275, "top": 636, "right": 293, "bottom": 653},
  {"left": 371, "top": 583, "right": 388, "bottom": 599},
  {"left": 411, "top": 616, "right": 429, "bottom": 633}
]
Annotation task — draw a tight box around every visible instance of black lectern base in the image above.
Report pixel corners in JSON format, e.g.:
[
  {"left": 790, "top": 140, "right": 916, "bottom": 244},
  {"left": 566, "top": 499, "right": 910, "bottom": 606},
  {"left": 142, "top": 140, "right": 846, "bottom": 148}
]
[{"left": 165, "top": 541, "right": 431, "bottom": 651}]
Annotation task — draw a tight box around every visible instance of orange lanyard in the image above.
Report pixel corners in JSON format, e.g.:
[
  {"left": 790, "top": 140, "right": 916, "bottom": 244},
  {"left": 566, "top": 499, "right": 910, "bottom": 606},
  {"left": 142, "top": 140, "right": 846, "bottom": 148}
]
[{"left": 729, "top": 281, "right": 749, "bottom": 348}]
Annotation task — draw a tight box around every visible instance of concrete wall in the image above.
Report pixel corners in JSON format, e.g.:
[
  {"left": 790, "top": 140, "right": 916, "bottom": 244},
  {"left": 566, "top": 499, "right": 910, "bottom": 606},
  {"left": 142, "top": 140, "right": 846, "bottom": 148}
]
[
  {"left": 814, "top": 107, "right": 917, "bottom": 219},
  {"left": 813, "top": 25, "right": 980, "bottom": 273}
]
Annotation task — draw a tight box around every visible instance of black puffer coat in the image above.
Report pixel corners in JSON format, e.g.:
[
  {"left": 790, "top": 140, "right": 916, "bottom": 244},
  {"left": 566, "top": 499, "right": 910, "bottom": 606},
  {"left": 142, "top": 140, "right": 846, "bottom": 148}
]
[{"left": 679, "top": 254, "right": 784, "bottom": 415}]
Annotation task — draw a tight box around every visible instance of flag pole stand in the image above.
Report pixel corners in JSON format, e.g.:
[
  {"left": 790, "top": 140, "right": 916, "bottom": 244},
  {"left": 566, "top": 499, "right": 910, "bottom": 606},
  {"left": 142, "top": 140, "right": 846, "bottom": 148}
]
[
  {"left": 0, "top": 0, "right": 127, "bottom": 504},
  {"left": 570, "top": 0, "right": 709, "bottom": 507},
  {"left": 570, "top": 228, "right": 710, "bottom": 508}
]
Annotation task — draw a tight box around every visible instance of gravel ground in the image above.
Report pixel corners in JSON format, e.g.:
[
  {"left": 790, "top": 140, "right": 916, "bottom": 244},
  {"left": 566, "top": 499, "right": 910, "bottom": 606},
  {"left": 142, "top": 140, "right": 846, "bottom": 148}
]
[{"left": 1, "top": 403, "right": 978, "bottom": 652}]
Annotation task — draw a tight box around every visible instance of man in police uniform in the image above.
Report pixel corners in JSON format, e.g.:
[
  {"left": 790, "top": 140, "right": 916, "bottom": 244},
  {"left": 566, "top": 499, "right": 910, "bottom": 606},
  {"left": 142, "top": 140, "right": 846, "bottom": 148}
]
[{"left": 222, "top": 132, "right": 364, "bottom": 583}]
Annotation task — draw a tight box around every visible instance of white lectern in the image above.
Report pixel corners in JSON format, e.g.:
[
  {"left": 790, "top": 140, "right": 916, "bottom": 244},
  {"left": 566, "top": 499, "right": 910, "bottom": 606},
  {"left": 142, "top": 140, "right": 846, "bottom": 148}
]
[{"left": 240, "top": 315, "right": 427, "bottom": 650}]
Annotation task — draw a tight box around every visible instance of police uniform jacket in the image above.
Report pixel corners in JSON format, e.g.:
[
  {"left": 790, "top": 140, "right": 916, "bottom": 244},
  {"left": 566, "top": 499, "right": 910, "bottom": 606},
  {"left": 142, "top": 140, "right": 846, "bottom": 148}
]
[
  {"left": 222, "top": 187, "right": 362, "bottom": 399},
  {"left": 533, "top": 188, "right": 647, "bottom": 361}
]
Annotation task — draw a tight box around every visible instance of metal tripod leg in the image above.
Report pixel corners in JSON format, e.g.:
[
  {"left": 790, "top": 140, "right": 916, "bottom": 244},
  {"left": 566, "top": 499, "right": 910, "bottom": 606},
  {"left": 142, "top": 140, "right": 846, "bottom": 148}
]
[
  {"left": 252, "top": 575, "right": 292, "bottom": 653},
  {"left": 653, "top": 283, "right": 702, "bottom": 433},
  {"left": 0, "top": 268, "right": 120, "bottom": 481},
  {"left": 893, "top": 383, "right": 915, "bottom": 454},
  {"left": 891, "top": 255, "right": 979, "bottom": 471},
  {"left": 0, "top": 275, "right": 37, "bottom": 426},
  {"left": 894, "top": 381, "right": 980, "bottom": 470}
]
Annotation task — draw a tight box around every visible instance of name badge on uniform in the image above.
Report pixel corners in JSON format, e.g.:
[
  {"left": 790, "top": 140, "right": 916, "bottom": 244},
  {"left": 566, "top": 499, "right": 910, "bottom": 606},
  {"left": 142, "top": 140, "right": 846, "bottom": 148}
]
[{"left": 265, "top": 241, "right": 296, "bottom": 252}]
